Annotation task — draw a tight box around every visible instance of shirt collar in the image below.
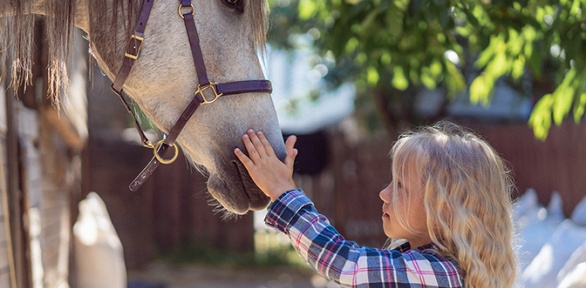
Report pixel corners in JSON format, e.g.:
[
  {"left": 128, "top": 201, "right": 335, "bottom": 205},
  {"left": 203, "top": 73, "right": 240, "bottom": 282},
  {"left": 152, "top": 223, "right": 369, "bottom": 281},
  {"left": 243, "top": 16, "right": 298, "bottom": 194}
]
[{"left": 394, "top": 242, "right": 435, "bottom": 253}]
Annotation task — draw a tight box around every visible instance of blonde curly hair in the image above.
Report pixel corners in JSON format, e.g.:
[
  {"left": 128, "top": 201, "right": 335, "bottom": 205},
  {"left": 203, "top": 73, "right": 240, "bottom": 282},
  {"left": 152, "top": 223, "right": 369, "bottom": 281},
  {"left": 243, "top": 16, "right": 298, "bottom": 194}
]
[{"left": 388, "top": 121, "right": 517, "bottom": 288}]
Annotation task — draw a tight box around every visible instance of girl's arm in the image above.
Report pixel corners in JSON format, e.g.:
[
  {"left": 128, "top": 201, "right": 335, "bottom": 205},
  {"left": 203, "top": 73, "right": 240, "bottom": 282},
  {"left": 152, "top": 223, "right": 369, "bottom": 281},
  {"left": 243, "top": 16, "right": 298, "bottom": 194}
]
[{"left": 265, "top": 189, "right": 464, "bottom": 287}]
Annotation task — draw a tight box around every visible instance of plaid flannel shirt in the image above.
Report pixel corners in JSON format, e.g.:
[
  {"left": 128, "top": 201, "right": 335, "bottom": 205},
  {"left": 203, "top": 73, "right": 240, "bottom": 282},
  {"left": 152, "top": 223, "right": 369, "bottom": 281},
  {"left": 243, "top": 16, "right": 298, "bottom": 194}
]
[{"left": 265, "top": 189, "right": 464, "bottom": 288}]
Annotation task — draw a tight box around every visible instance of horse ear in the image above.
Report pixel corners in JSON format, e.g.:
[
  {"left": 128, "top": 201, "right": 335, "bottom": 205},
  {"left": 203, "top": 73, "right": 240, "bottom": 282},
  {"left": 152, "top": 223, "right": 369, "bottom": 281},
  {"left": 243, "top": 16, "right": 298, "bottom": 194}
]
[{"left": 283, "top": 130, "right": 328, "bottom": 175}]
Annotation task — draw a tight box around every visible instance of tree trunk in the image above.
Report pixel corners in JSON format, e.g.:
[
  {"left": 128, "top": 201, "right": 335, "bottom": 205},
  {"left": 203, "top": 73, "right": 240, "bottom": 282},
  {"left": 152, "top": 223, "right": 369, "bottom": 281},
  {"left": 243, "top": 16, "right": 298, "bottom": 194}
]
[{"left": 372, "top": 88, "right": 399, "bottom": 139}]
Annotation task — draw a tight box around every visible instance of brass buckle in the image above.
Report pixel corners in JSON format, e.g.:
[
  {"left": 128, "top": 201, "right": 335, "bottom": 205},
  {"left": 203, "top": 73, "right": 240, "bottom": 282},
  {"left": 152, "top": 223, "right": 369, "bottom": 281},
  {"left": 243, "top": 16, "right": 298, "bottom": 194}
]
[
  {"left": 143, "top": 140, "right": 155, "bottom": 149},
  {"left": 195, "top": 83, "right": 223, "bottom": 104},
  {"left": 124, "top": 35, "right": 144, "bottom": 60},
  {"left": 153, "top": 140, "right": 179, "bottom": 164},
  {"left": 178, "top": 4, "right": 195, "bottom": 19}
]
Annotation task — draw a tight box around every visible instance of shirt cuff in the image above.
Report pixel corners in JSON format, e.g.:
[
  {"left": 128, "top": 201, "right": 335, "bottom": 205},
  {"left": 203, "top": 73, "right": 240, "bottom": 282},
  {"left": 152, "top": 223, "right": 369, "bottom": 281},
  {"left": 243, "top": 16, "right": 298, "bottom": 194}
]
[{"left": 264, "top": 188, "right": 313, "bottom": 233}]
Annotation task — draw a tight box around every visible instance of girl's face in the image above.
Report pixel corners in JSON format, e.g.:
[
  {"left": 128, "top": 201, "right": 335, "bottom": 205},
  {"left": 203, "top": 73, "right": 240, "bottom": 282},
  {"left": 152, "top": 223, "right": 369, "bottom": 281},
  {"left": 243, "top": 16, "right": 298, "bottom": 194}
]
[{"left": 379, "top": 165, "right": 431, "bottom": 249}]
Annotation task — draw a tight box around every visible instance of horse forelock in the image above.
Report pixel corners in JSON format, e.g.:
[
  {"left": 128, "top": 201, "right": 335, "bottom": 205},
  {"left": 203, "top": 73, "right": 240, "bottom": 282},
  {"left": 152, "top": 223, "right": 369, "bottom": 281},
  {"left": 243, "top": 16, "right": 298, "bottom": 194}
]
[{"left": 250, "top": 0, "right": 269, "bottom": 51}]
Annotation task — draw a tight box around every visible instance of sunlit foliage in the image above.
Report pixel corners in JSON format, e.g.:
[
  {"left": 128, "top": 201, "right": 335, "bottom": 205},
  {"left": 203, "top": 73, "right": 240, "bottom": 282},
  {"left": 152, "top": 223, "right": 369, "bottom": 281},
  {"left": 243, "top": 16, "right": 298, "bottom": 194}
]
[{"left": 267, "top": 0, "right": 586, "bottom": 139}]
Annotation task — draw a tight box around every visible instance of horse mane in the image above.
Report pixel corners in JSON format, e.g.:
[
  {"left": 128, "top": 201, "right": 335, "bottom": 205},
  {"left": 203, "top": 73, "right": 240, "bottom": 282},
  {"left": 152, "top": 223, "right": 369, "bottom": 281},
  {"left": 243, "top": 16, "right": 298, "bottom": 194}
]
[
  {"left": 1, "top": 0, "right": 77, "bottom": 108},
  {"left": 250, "top": 0, "right": 269, "bottom": 51},
  {"left": 0, "top": 0, "right": 139, "bottom": 108},
  {"left": 1, "top": 0, "right": 268, "bottom": 108}
]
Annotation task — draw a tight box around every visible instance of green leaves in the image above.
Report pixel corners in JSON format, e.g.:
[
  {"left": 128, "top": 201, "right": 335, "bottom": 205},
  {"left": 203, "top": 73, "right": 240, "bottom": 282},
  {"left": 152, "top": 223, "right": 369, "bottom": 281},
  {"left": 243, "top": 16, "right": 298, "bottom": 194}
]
[
  {"left": 298, "top": 0, "right": 318, "bottom": 19},
  {"left": 529, "top": 93, "right": 555, "bottom": 140},
  {"left": 470, "top": 25, "right": 540, "bottom": 106},
  {"left": 470, "top": 75, "right": 493, "bottom": 107},
  {"left": 529, "top": 68, "right": 586, "bottom": 140},
  {"left": 269, "top": 0, "right": 586, "bottom": 138},
  {"left": 392, "top": 66, "right": 409, "bottom": 90}
]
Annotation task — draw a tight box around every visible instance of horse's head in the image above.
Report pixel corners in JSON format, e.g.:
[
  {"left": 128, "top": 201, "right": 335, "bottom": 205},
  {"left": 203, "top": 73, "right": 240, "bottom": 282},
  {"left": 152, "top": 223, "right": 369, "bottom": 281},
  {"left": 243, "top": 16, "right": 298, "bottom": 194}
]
[{"left": 87, "top": 0, "right": 285, "bottom": 214}]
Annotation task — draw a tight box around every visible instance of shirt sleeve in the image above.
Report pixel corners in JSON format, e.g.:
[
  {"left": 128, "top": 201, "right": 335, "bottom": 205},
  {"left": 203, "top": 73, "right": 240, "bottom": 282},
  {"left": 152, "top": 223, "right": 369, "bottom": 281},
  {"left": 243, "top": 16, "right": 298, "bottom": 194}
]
[{"left": 264, "top": 189, "right": 463, "bottom": 288}]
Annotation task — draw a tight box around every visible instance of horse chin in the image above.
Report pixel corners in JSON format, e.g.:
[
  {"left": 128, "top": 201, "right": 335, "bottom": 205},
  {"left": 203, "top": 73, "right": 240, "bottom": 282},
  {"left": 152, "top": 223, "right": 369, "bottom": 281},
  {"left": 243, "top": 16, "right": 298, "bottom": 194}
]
[{"left": 206, "top": 167, "right": 270, "bottom": 215}]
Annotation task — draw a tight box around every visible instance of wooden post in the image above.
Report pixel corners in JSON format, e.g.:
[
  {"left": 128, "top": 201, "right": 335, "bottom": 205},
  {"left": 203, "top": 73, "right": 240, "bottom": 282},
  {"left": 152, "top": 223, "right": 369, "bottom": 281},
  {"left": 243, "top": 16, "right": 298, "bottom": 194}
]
[{"left": 5, "top": 83, "right": 25, "bottom": 288}]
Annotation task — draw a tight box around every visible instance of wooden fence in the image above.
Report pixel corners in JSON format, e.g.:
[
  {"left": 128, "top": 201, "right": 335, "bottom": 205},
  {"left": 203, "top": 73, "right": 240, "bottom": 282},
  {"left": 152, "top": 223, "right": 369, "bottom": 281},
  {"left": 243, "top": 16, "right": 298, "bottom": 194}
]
[{"left": 475, "top": 122, "right": 586, "bottom": 216}]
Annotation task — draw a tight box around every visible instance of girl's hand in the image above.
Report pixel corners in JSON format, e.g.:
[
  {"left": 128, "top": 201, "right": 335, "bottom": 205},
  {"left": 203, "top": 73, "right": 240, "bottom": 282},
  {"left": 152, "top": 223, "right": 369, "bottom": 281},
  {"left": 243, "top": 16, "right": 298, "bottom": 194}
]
[{"left": 234, "top": 129, "right": 298, "bottom": 201}]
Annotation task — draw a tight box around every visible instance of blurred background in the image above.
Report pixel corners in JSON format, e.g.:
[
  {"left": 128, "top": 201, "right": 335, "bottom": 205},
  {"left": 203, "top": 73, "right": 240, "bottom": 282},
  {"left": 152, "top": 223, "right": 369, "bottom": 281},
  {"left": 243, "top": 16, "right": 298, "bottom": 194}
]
[{"left": 1, "top": 0, "right": 586, "bottom": 287}]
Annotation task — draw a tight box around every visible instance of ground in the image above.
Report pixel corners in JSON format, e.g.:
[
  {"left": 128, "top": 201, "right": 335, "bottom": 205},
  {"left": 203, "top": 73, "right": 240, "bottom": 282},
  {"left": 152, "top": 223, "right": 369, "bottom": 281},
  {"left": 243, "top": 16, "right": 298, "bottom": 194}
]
[{"left": 127, "top": 261, "right": 340, "bottom": 288}]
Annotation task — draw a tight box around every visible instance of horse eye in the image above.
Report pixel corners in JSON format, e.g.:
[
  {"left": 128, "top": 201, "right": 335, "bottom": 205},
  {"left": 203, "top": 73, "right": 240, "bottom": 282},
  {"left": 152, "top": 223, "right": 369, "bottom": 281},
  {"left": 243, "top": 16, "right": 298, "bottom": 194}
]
[{"left": 222, "top": 0, "right": 243, "bottom": 11}]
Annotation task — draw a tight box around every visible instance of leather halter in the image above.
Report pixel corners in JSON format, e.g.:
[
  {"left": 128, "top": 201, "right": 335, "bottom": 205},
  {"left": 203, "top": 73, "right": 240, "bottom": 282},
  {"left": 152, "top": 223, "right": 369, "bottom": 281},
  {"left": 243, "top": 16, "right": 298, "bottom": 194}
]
[{"left": 111, "top": 0, "right": 273, "bottom": 191}]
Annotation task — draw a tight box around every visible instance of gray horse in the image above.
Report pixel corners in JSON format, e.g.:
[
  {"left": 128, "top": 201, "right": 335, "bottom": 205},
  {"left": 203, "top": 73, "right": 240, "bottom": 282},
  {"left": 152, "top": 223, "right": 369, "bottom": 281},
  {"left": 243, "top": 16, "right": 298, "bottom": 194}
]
[{"left": 1, "top": 0, "right": 286, "bottom": 215}]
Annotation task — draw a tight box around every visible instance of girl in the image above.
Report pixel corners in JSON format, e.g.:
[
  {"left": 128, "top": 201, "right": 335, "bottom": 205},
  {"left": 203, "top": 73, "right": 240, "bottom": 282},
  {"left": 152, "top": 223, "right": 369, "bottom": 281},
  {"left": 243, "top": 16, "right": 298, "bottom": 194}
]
[{"left": 234, "top": 121, "right": 517, "bottom": 287}]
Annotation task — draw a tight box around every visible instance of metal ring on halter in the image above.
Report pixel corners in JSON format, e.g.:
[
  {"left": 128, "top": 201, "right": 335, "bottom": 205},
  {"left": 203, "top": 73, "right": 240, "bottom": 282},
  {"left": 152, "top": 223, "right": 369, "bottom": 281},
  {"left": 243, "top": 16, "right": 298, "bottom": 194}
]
[
  {"left": 178, "top": 4, "right": 195, "bottom": 18},
  {"left": 153, "top": 140, "right": 179, "bottom": 164},
  {"left": 195, "top": 82, "right": 223, "bottom": 104}
]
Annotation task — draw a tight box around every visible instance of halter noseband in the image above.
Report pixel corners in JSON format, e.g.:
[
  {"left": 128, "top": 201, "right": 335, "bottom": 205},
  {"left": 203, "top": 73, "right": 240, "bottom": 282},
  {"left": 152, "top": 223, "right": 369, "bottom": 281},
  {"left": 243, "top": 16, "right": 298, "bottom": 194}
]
[{"left": 111, "top": 0, "right": 272, "bottom": 191}]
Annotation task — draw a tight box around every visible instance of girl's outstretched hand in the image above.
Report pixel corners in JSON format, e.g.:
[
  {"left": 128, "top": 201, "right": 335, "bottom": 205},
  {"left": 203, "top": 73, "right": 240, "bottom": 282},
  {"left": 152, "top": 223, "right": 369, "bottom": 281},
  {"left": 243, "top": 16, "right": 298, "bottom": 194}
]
[{"left": 234, "top": 129, "right": 298, "bottom": 201}]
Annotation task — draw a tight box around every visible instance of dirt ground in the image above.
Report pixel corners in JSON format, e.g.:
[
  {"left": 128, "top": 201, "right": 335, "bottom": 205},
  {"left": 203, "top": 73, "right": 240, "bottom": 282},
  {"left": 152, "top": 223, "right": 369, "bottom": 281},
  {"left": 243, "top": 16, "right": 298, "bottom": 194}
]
[{"left": 127, "top": 261, "right": 340, "bottom": 288}]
